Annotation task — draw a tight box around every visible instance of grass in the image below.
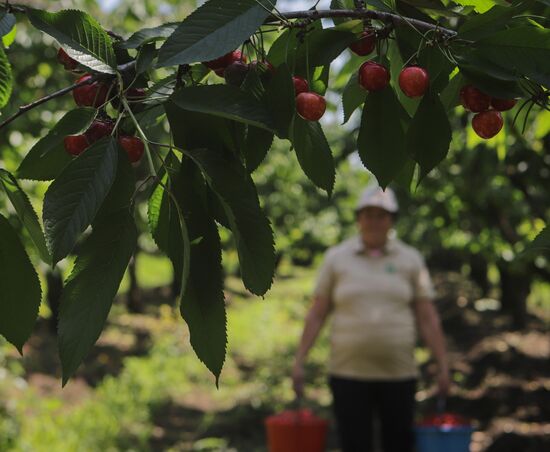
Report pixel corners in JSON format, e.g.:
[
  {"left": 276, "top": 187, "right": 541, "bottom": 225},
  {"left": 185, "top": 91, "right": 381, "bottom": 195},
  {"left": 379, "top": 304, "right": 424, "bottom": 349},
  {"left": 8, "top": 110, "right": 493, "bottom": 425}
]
[{"left": 1, "top": 253, "right": 549, "bottom": 451}]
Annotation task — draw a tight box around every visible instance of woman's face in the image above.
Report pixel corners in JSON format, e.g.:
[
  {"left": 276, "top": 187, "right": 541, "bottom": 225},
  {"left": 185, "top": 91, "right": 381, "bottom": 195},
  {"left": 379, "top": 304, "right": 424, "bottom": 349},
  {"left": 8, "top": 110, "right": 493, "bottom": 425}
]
[{"left": 356, "top": 206, "right": 394, "bottom": 247}]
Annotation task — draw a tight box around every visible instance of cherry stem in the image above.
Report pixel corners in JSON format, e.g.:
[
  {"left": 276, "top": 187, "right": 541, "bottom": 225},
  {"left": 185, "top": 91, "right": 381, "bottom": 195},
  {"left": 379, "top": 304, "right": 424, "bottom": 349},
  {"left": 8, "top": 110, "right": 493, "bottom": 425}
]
[{"left": 119, "top": 74, "right": 156, "bottom": 176}]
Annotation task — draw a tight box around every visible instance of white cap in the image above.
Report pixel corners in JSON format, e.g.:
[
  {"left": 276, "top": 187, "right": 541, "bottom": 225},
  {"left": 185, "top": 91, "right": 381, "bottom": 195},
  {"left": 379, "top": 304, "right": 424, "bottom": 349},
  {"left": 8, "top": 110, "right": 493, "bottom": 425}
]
[{"left": 355, "top": 185, "right": 399, "bottom": 213}]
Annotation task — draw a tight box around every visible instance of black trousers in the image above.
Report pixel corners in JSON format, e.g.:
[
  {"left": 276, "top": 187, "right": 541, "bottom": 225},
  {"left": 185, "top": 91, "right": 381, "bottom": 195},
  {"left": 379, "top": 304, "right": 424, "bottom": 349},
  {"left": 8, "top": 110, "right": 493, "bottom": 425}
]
[{"left": 328, "top": 375, "right": 417, "bottom": 452}]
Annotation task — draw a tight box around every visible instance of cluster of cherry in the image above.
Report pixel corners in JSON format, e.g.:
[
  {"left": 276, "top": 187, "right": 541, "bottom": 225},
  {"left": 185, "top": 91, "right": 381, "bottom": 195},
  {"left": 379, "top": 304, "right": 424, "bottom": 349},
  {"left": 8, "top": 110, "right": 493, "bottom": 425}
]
[
  {"left": 459, "top": 85, "right": 515, "bottom": 139},
  {"left": 58, "top": 49, "right": 145, "bottom": 162}
]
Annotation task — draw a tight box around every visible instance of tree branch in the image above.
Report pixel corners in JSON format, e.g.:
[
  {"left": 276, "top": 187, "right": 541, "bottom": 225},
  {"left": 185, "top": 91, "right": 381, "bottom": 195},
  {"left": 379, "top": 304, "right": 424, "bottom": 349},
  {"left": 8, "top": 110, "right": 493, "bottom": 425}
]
[
  {"left": 0, "top": 75, "right": 99, "bottom": 131},
  {"left": 266, "top": 9, "right": 457, "bottom": 37},
  {"left": 0, "top": 61, "right": 136, "bottom": 133}
]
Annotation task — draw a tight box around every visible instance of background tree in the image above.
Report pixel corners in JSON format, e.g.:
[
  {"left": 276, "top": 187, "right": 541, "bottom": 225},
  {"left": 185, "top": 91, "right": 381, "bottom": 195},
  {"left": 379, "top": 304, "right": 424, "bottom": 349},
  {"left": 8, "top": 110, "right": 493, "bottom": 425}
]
[{"left": 0, "top": 0, "right": 549, "bottom": 387}]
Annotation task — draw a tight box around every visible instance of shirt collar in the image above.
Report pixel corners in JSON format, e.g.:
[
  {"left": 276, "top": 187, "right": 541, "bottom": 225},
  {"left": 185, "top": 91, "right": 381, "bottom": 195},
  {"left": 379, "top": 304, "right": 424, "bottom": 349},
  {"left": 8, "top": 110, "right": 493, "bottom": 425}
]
[{"left": 353, "top": 234, "right": 398, "bottom": 256}]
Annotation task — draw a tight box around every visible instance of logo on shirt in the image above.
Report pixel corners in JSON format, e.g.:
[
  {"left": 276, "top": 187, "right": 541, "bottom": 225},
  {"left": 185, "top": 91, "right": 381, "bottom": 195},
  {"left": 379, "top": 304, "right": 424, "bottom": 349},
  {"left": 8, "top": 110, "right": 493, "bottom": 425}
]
[{"left": 385, "top": 263, "right": 397, "bottom": 274}]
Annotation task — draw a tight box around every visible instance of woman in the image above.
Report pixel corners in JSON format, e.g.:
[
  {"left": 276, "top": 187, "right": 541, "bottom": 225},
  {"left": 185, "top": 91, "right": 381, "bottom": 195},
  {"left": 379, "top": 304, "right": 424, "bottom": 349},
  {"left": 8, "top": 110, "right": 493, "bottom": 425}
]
[{"left": 292, "top": 185, "right": 450, "bottom": 452}]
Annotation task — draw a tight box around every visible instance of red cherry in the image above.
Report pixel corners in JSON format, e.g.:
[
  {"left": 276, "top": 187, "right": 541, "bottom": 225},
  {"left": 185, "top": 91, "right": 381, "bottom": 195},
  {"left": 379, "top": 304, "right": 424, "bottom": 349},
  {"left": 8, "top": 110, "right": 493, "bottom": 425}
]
[
  {"left": 118, "top": 135, "right": 144, "bottom": 163},
  {"left": 84, "top": 119, "right": 115, "bottom": 144},
  {"left": 460, "top": 85, "right": 491, "bottom": 112},
  {"left": 73, "top": 74, "right": 110, "bottom": 107},
  {"left": 490, "top": 97, "right": 517, "bottom": 111},
  {"left": 126, "top": 87, "right": 146, "bottom": 100},
  {"left": 399, "top": 66, "right": 430, "bottom": 98},
  {"left": 472, "top": 110, "right": 503, "bottom": 139},
  {"left": 204, "top": 50, "right": 246, "bottom": 71},
  {"left": 358, "top": 61, "right": 390, "bottom": 92},
  {"left": 64, "top": 135, "right": 89, "bottom": 156},
  {"left": 292, "top": 76, "right": 309, "bottom": 95},
  {"left": 349, "top": 30, "right": 376, "bottom": 56},
  {"left": 296, "top": 92, "right": 326, "bottom": 121},
  {"left": 57, "top": 48, "right": 78, "bottom": 71}
]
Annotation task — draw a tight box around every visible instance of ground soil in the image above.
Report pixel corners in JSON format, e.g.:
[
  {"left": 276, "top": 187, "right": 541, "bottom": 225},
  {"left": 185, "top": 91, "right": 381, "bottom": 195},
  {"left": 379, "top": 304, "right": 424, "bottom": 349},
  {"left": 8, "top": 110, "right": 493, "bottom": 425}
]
[{"left": 12, "top": 273, "right": 550, "bottom": 451}]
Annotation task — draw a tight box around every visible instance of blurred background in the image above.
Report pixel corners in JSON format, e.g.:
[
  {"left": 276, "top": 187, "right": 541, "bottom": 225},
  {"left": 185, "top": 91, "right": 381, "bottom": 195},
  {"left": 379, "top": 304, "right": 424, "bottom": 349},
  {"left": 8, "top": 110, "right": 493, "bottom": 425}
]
[{"left": 0, "top": 1, "right": 548, "bottom": 451}]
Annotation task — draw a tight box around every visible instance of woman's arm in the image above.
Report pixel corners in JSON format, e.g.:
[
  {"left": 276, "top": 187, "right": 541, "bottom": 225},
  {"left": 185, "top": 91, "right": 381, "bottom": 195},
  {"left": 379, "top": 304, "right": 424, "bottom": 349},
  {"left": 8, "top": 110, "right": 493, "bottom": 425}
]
[
  {"left": 414, "top": 298, "right": 451, "bottom": 396},
  {"left": 292, "top": 294, "right": 332, "bottom": 398}
]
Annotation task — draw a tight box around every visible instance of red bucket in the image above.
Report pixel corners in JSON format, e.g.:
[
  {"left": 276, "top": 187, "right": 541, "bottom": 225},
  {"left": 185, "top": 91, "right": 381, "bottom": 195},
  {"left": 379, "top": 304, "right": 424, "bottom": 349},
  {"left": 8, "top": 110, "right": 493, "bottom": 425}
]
[{"left": 265, "top": 408, "right": 329, "bottom": 452}]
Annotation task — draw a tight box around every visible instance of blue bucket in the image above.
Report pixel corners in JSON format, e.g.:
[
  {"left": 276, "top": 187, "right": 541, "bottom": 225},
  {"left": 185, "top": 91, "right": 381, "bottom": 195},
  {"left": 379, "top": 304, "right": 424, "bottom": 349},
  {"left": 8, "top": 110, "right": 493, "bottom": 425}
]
[{"left": 415, "top": 425, "right": 474, "bottom": 452}]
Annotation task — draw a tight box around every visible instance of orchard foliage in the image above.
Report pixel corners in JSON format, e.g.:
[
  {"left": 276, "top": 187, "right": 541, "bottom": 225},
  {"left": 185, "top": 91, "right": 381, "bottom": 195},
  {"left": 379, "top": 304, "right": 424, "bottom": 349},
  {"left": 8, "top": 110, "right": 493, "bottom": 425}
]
[{"left": 0, "top": 0, "right": 550, "bottom": 384}]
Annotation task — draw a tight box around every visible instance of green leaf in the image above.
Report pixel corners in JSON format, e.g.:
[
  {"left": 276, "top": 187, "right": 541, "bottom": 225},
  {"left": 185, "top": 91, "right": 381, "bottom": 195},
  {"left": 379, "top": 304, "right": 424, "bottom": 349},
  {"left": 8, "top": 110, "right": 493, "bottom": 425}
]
[
  {"left": 178, "top": 158, "right": 227, "bottom": 384},
  {"left": 524, "top": 226, "right": 550, "bottom": 255},
  {"left": 119, "top": 22, "right": 179, "bottom": 49},
  {"left": 17, "top": 108, "right": 97, "bottom": 181},
  {"left": 58, "top": 210, "right": 137, "bottom": 385},
  {"left": 453, "top": 0, "right": 502, "bottom": 13},
  {"left": 0, "top": 214, "right": 42, "bottom": 354},
  {"left": 241, "top": 68, "right": 265, "bottom": 99},
  {"left": 330, "top": 0, "right": 356, "bottom": 25},
  {"left": 0, "top": 12, "right": 15, "bottom": 37},
  {"left": 406, "top": 91, "right": 452, "bottom": 181},
  {"left": 148, "top": 153, "right": 189, "bottom": 295},
  {"left": 94, "top": 150, "right": 136, "bottom": 223},
  {"left": 0, "top": 12, "right": 16, "bottom": 47},
  {"left": 0, "top": 170, "right": 50, "bottom": 263},
  {"left": 440, "top": 71, "right": 465, "bottom": 112},
  {"left": 266, "top": 63, "right": 295, "bottom": 138},
  {"left": 468, "top": 27, "right": 550, "bottom": 87},
  {"left": 0, "top": 46, "right": 12, "bottom": 110},
  {"left": 458, "top": 65, "right": 524, "bottom": 98},
  {"left": 294, "top": 28, "right": 356, "bottom": 74},
  {"left": 186, "top": 148, "right": 276, "bottom": 296},
  {"left": 292, "top": 118, "right": 336, "bottom": 196},
  {"left": 2, "top": 24, "right": 16, "bottom": 48},
  {"left": 27, "top": 8, "right": 116, "bottom": 73},
  {"left": 135, "top": 43, "right": 157, "bottom": 75},
  {"left": 170, "top": 85, "right": 276, "bottom": 132},
  {"left": 418, "top": 45, "right": 454, "bottom": 94},
  {"left": 357, "top": 88, "right": 408, "bottom": 189},
  {"left": 157, "top": 0, "right": 273, "bottom": 67},
  {"left": 43, "top": 137, "right": 118, "bottom": 265},
  {"left": 342, "top": 72, "right": 366, "bottom": 124},
  {"left": 458, "top": 4, "right": 527, "bottom": 41},
  {"left": 243, "top": 126, "right": 273, "bottom": 173}
]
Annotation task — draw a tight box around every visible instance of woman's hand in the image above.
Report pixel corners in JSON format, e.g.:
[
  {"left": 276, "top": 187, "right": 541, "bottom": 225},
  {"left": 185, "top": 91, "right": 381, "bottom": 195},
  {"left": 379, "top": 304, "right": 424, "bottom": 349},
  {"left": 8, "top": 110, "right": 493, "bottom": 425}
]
[{"left": 291, "top": 361, "right": 305, "bottom": 399}]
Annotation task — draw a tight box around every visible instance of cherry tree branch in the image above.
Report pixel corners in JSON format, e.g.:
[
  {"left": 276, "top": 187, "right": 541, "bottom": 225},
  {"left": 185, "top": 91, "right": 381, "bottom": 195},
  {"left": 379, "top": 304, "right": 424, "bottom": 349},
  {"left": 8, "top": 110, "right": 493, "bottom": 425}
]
[
  {"left": 0, "top": 61, "right": 136, "bottom": 132},
  {"left": 266, "top": 9, "right": 456, "bottom": 37},
  {"left": 0, "top": 75, "right": 99, "bottom": 131}
]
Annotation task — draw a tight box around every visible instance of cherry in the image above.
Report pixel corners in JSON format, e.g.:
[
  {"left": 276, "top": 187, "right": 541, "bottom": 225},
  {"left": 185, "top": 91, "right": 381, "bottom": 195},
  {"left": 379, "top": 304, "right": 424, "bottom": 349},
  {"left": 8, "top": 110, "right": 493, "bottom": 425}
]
[
  {"left": 296, "top": 92, "right": 326, "bottom": 121},
  {"left": 398, "top": 66, "right": 430, "bottom": 98},
  {"left": 126, "top": 87, "right": 146, "bottom": 100},
  {"left": 293, "top": 76, "right": 309, "bottom": 96},
  {"left": 249, "top": 60, "right": 275, "bottom": 82},
  {"left": 73, "top": 74, "right": 110, "bottom": 107},
  {"left": 472, "top": 110, "right": 503, "bottom": 139},
  {"left": 64, "top": 135, "right": 89, "bottom": 156},
  {"left": 490, "top": 97, "right": 517, "bottom": 111},
  {"left": 358, "top": 61, "right": 390, "bottom": 92},
  {"left": 85, "top": 118, "right": 115, "bottom": 144},
  {"left": 205, "top": 50, "right": 245, "bottom": 72},
  {"left": 460, "top": 85, "right": 491, "bottom": 112},
  {"left": 223, "top": 60, "right": 250, "bottom": 86},
  {"left": 349, "top": 30, "right": 376, "bottom": 56},
  {"left": 57, "top": 48, "right": 78, "bottom": 71},
  {"left": 118, "top": 135, "right": 144, "bottom": 163}
]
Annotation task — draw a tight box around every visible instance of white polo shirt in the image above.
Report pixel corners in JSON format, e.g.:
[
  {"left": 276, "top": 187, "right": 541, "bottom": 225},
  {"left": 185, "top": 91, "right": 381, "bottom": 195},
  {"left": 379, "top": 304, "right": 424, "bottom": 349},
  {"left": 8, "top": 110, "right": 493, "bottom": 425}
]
[{"left": 313, "top": 234, "right": 435, "bottom": 380}]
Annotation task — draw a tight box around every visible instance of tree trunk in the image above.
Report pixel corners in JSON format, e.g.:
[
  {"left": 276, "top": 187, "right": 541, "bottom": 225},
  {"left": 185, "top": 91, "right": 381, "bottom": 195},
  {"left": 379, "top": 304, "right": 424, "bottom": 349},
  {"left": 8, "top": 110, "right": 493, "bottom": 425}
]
[
  {"left": 497, "top": 263, "right": 531, "bottom": 329},
  {"left": 469, "top": 253, "right": 490, "bottom": 297}
]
